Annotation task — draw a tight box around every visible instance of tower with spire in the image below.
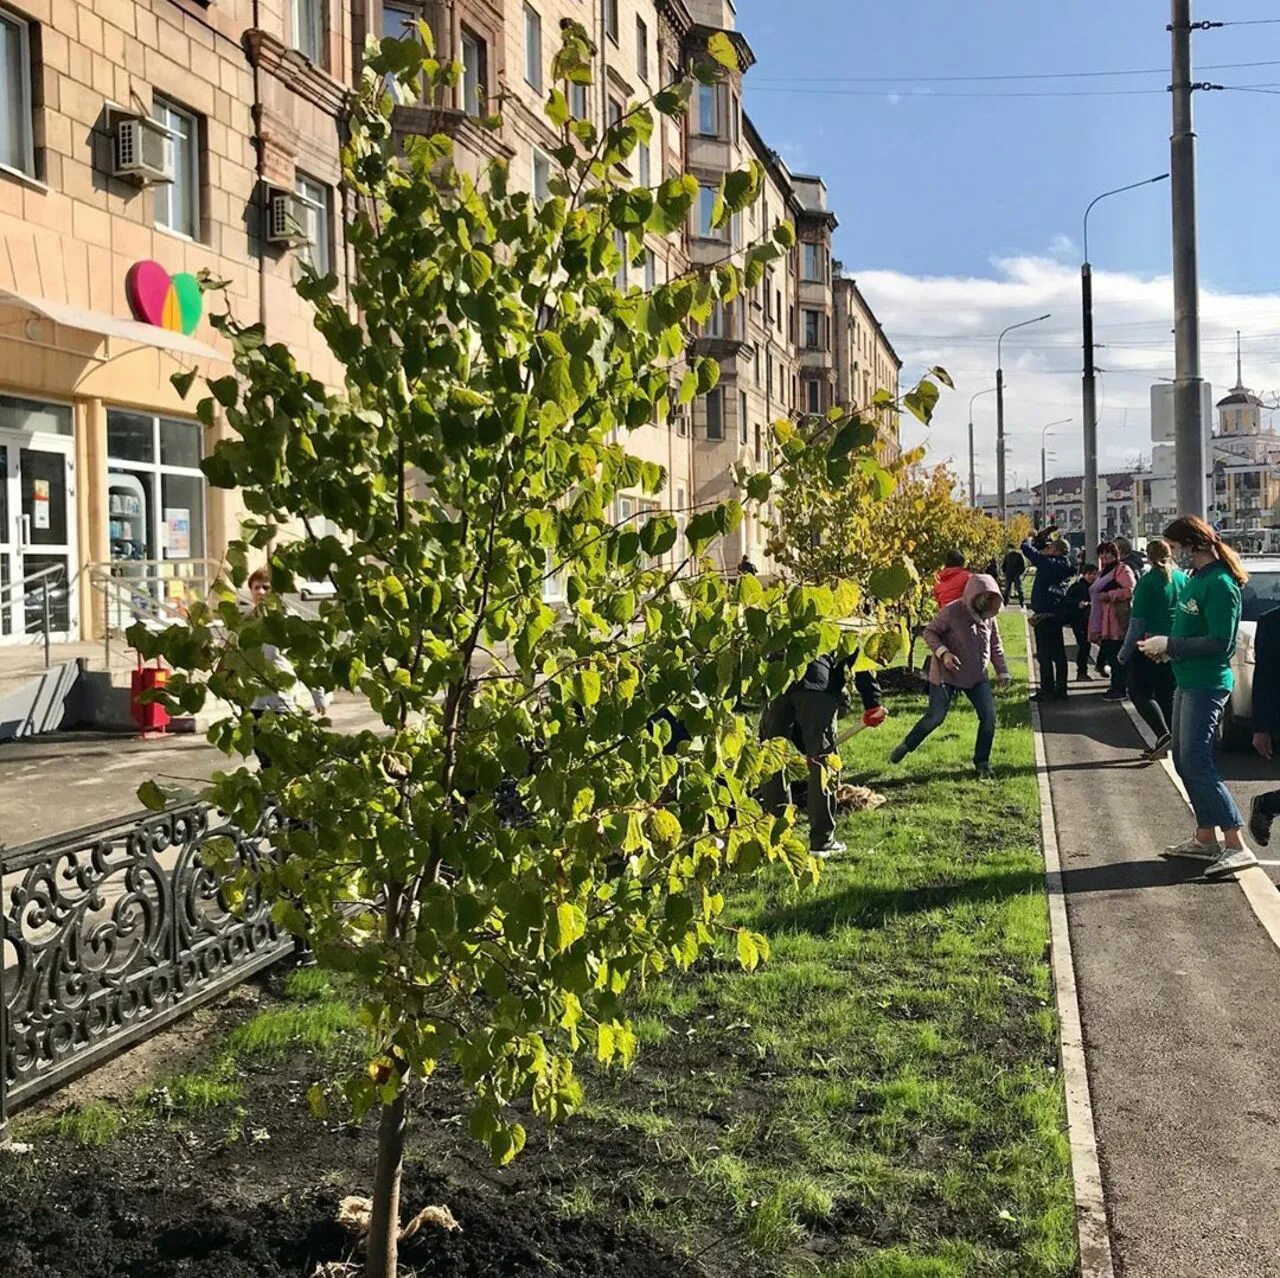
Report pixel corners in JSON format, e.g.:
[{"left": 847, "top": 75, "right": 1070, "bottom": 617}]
[{"left": 1216, "top": 331, "right": 1263, "bottom": 440}]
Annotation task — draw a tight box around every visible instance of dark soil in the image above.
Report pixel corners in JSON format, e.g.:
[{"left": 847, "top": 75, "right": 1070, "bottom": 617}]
[{"left": 0, "top": 975, "right": 706, "bottom": 1278}]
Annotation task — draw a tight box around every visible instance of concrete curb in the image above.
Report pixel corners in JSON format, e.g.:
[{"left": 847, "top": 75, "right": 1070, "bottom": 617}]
[{"left": 1024, "top": 615, "right": 1116, "bottom": 1278}]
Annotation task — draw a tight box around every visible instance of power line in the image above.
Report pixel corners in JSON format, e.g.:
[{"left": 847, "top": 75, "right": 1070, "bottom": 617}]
[
  {"left": 747, "top": 58, "right": 1280, "bottom": 85},
  {"left": 750, "top": 86, "right": 1169, "bottom": 100}
]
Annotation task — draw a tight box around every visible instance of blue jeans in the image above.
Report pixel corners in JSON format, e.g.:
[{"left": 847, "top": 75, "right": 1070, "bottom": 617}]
[
  {"left": 1171, "top": 687, "right": 1244, "bottom": 831},
  {"left": 898, "top": 679, "right": 997, "bottom": 767}
]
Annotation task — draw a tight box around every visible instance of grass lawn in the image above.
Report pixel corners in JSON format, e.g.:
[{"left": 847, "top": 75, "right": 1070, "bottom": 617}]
[
  {"left": 11, "top": 616, "right": 1075, "bottom": 1278},
  {"left": 573, "top": 612, "right": 1076, "bottom": 1276}
]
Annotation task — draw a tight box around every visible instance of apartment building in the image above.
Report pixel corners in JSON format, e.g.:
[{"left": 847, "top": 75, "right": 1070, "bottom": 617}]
[
  {"left": 832, "top": 266, "right": 901, "bottom": 462},
  {"left": 0, "top": 0, "right": 899, "bottom": 646}
]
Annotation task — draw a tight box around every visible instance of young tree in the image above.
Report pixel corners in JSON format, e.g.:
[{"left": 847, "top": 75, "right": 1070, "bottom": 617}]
[{"left": 137, "top": 25, "right": 903, "bottom": 1278}]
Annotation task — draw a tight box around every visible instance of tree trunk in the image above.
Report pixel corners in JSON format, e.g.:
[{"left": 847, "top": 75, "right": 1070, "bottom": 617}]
[{"left": 365, "top": 1089, "right": 407, "bottom": 1278}]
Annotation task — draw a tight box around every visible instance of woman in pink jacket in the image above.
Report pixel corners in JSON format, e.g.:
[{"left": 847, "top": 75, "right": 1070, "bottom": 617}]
[
  {"left": 890, "top": 574, "right": 1011, "bottom": 778},
  {"left": 1092, "top": 541, "right": 1136, "bottom": 701}
]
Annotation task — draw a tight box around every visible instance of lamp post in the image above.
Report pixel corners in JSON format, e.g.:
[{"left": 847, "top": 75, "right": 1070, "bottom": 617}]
[
  {"left": 997, "top": 314, "right": 1052, "bottom": 521},
  {"left": 968, "top": 386, "right": 997, "bottom": 507},
  {"left": 1040, "top": 418, "right": 1071, "bottom": 526},
  {"left": 1082, "top": 173, "right": 1169, "bottom": 550}
]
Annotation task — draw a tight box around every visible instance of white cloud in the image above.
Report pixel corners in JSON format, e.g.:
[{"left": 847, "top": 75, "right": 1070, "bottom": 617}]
[
  {"left": 853, "top": 255, "right": 1280, "bottom": 496},
  {"left": 1048, "top": 233, "right": 1076, "bottom": 259},
  {"left": 886, "top": 92, "right": 902, "bottom": 106}
]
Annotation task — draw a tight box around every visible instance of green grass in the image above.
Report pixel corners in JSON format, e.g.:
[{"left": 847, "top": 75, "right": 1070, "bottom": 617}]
[
  {"left": 572, "top": 615, "right": 1076, "bottom": 1277},
  {"left": 19, "top": 969, "right": 365, "bottom": 1143}
]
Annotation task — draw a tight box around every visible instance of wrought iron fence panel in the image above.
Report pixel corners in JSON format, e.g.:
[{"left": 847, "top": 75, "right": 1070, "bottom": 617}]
[{"left": 1, "top": 803, "right": 290, "bottom": 1128}]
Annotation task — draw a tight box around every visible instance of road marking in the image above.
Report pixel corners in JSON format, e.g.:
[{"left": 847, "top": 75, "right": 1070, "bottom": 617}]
[
  {"left": 1117, "top": 698, "right": 1280, "bottom": 955},
  {"left": 1025, "top": 618, "right": 1116, "bottom": 1278}
]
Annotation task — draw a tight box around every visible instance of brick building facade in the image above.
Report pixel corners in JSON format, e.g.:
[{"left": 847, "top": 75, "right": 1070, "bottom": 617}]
[{"left": 0, "top": 0, "right": 899, "bottom": 642}]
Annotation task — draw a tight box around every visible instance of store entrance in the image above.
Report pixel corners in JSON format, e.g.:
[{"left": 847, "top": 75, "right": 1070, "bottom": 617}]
[{"left": 0, "top": 432, "right": 79, "bottom": 643}]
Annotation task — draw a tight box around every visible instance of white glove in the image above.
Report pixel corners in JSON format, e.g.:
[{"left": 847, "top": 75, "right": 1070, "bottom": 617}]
[{"left": 1138, "top": 635, "right": 1170, "bottom": 659}]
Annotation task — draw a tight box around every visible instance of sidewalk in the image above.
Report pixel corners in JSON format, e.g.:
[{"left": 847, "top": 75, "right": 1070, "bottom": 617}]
[
  {"left": 1038, "top": 675, "right": 1280, "bottom": 1277},
  {"left": 0, "top": 694, "right": 384, "bottom": 847}
]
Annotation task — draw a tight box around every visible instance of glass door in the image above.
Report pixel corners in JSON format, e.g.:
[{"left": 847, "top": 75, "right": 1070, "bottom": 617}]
[{"left": 0, "top": 434, "right": 78, "bottom": 643}]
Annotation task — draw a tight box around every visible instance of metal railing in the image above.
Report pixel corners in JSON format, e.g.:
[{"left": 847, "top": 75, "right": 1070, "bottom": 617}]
[
  {"left": 0, "top": 802, "right": 291, "bottom": 1135},
  {"left": 86, "top": 559, "right": 220, "bottom": 666},
  {"left": 0, "top": 563, "right": 67, "bottom": 670}
]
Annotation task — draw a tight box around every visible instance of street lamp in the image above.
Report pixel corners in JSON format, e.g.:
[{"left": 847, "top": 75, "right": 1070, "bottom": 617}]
[
  {"left": 997, "top": 314, "right": 1052, "bottom": 521},
  {"left": 968, "top": 386, "right": 998, "bottom": 507},
  {"left": 1040, "top": 418, "right": 1072, "bottom": 526},
  {"left": 1081, "top": 174, "right": 1169, "bottom": 551}
]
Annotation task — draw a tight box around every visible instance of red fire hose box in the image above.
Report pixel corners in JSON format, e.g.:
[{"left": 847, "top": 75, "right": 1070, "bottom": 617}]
[{"left": 131, "top": 665, "right": 170, "bottom": 735}]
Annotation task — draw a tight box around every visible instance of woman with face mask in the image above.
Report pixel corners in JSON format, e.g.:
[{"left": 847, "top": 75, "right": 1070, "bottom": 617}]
[
  {"left": 1117, "top": 539, "right": 1186, "bottom": 760},
  {"left": 1139, "top": 516, "right": 1254, "bottom": 877},
  {"left": 1092, "top": 542, "right": 1137, "bottom": 701},
  {"left": 890, "top": 574, "right": 1011, "bottom": 778}
]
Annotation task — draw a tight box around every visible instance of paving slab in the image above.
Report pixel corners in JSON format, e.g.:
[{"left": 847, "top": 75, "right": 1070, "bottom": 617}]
[{"left": 1039, "top": 675, "right": 1280, "bottom": 1278}]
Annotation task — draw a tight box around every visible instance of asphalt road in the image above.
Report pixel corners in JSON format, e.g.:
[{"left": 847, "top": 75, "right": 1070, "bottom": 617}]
[
  {"left": 1041, "top": 670, "right": 1280, "bottom": 1277},
  {"left": 0, "top": 693, "right": 383, "bottom": 847}
]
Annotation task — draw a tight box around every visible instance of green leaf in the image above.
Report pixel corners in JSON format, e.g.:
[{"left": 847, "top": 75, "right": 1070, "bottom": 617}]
[
  {"left": 137, "top": 779, "right": 168, "bottom": 812},
  {"left": 928, "top": 365, "right": 955, "bottom": 389},
  {"left": 903, "top": 380, "right": 941, "bottom": 425},
  {"left": 869, "top": 556, "right": 920, "bottom": 602},
  {"left": 545, "top": 88, "right": 570, "bottom": 128},
  {"left": 170, "top": 369, "right": 198, "bottom": 398},
  {"left": 706, "top": 31, "right": 738, "bottom": 71},
  {"left": 552, "top": 902, "right": 587, "bottom": 953}
]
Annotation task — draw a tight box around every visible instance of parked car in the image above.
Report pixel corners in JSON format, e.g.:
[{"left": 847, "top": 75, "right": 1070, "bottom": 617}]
[
  {"left": 1222, "top": 556, "right": 1280, "bottom": 746},
  {"left": 298, "top": 579, "right": 337, "bottom": 601}
]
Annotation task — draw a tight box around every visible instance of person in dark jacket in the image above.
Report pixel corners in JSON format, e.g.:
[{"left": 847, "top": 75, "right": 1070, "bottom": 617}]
[
  {"left": 761, "top": 651, "right": 885, "bottom": 857},
  {"left": 1064, "top": 564, "right": 1098, "bottom": 680},
  {"left": 1115, "top": 536, "right": 1146, "bottom": 582},
  {"left": 1248, "top": 606, "right": 1280, "bottom": 846},
  {"left": 1001, "top": 548, "right": 1026, "bottom": 606},
  {"left": 1021, "top": 532, "right": 1074, "bottom": 700}
]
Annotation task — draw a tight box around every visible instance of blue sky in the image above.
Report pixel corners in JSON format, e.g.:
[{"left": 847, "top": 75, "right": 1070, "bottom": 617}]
[{"left": 734, "top": 0, "right": 1280, "bottom": 486}]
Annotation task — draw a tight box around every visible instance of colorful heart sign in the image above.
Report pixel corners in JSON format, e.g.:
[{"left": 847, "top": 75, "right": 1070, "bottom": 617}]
[{"left": 125, "top": 261, "right": 203, "bottom": 336}]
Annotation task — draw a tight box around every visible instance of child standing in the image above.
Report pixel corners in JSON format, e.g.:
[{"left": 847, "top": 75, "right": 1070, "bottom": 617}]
[{"left": 890, "top": 574, "right": 1011, "bottom": 778}]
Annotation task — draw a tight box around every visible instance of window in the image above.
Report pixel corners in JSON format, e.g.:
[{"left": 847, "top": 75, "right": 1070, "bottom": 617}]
[
  {"left": 754, "top": 421, "right": 762, "bottom": 464},
  {"left": 676, "top": 485, "right": 687, "bottom": 555},
  {"left": 0, "top": 395, "right": 71, "bottom": 436},
  {"left": 775, "top": 291, "right": 782, "bottom": 329},
  {"left": 608, "top": 96, "right": 623, "bottom": 132},
  {"left": 705, "top": 388, "right": 723, "bottom": 441},
  {"left": 766, "top": 354, "right": 773, "bottom": 397},
  {"left": 638, "top": 140, "right": 650, "bottom": 187},
  {"left": 706, "top": 301, "right": 723, "bottom": 339},
  {"left": 697, "top": 83, "right": 719, "bottom": 136},
  {"left": 152, "top": 98, "right": 200, "bottom": 240},
  {"left": 292, "top": 0, "right": 325, "bottom": 64},
  {"left": 763, "top": 271, "right": 773, "bottom": 324},
  {"left": 739, "top": 391, "right": 748, "bottom": 446},
  {"left": 294, "top": 173, "right": 332, "bottom": 277},
  {"left": 461, "top": 28, "right": 486, "bottom": 116},
  {"left": 614, "top": 228, "right": 628, "bottom": 290},
  {"left": 697, "top": 185, "right": 722, "bottom": 239},
  {"left": 542, "top": 550, "right": 564, "bottom": 603},
  {"left": 1, "top": 6, "right": 33, "bottom": 177},
  {"left": 570, "top": 80, "right": 588, "bottom": 119},
  {"left": 803, "top": 309, "right": 820, "bottom": 349},
  {"left": 753, "top": 350, "right": 760, "bottom": 385},
  {"left": 644, "top": 248, "right": 656, "bottom": 291},
  {"left": 107, "top": 411, "right": 206, "bottom": 564},
  {"left": 532, "top": 148, "right": 551, "bottom": 205},
  {"left": 605, "top": 0, "right": 619, "bottom": 42},
  {"left": 636, "top": 16, "right": 649, "bottom": 81},
  {"left": 523, "top": 4, "right": 542, "bottom": 92},
  {"left": 802, "top": 243, "right": 825, "bottom": 282},
  {"left": 806, "top": 380, "right": 821, "bottom": 414}
]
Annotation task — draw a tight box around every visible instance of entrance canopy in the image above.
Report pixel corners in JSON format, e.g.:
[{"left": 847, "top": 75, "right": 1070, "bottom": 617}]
[{"left": 0, "top": 289, "right": 222, "bottom": 362}]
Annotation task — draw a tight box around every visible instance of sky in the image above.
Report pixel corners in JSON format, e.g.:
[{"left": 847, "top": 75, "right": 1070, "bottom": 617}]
[{"left": 735, "top": 0, "right": 1280, "bottom": 492}]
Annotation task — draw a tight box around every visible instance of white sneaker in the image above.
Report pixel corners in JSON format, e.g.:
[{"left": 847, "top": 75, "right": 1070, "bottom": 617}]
[
  {"left": 1160, "top": 838, "right": 1222, "bottom": 863},
  {"left": 1203, "top": 847, "right": 1259, "bottom": 879},
  {"left": 810, "top": 839, "right": 848, "bottom": 859}
]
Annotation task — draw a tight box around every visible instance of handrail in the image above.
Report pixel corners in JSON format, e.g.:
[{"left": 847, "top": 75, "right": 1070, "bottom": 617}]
[
  {"left": 85, "top": 559, "right": 221, "bottom": 668},
  {"left": 0, "top": 564, "right": 66, "bottom": 669}
]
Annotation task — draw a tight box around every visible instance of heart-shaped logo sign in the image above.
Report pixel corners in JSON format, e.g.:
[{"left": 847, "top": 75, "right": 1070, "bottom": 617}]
[{"left": 126, "top": 261, "right": 203, "bottom": 336}]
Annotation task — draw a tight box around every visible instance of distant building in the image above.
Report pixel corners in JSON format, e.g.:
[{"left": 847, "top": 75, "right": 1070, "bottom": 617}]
[{"left": 977, "top": 473, "right": 1137, "bottom": 542}]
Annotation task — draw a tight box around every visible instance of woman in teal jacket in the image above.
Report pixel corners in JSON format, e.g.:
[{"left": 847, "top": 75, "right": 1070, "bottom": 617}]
[
  {"left": 1139, "top": 516, "right": 1254, "bottom": 878},
  {"left": 1117, "top": 538, "right": 1186, "bottom": 759}
]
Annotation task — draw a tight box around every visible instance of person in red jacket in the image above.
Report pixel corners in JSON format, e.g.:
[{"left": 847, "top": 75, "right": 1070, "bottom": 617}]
[{"left": 933, "top": 549, "right": 971, "bottom": 608}]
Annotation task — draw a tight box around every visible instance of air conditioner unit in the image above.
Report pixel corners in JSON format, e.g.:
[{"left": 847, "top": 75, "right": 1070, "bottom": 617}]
[
  {"left": 267, "top": 189, "right": 316, "bottom": 246},
  {"left": 113, "top": 115, "right": 175, "bottom": 184}
]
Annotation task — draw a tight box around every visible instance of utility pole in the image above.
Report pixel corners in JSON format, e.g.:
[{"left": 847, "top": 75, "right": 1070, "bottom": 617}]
[
  {"left": 1171, "top": 0, "right": 1206, "bottom": 517},
  {"left": 1081, "top": 175, "right": 1168, "bottom": 553},
  {"left": 968, "top": 386, "right": 997, "bottom": 507},
  {"left": 1040, "top": 419, "right": 1070, "bottom": 527},
  {"left": 997, "top": 315, "right": 1051, "bottom": 522}
]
